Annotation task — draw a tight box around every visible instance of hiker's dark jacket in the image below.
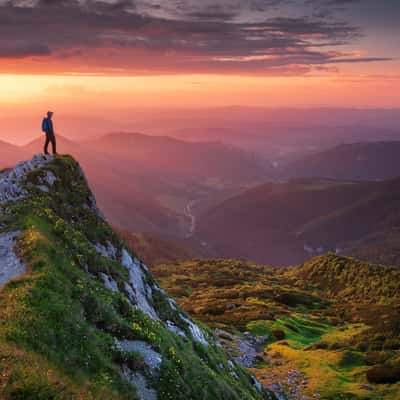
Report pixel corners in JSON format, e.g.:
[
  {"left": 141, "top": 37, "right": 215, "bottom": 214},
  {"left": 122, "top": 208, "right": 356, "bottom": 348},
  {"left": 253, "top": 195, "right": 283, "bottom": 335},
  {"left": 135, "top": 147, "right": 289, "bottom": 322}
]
[{"left": 42, "top": 118, "right": 54, "bottom": 134}]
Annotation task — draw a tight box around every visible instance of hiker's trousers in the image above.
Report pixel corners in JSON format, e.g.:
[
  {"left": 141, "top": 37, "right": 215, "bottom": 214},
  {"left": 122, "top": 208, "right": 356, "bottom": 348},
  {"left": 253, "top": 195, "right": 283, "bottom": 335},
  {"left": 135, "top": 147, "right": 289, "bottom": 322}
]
[{"left": 44, "top": 132, "right": 57, "bottom": 155}]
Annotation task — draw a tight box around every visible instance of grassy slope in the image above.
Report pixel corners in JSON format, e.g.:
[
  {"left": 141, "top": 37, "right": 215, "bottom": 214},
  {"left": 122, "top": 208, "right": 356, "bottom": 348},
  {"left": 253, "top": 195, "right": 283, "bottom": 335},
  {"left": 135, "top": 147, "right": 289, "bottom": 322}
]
[
  {"left": 152, "top": 256, "right": 400, "bottom": 400},
  {"left": 344, "top": 229, "right": 400, "bottom": 267},
  {"left": 286, "top": 253, "right": 400, "bottom": 302},
  {"left": 0, "top": 156, "right": 265, "bottom": 400}
]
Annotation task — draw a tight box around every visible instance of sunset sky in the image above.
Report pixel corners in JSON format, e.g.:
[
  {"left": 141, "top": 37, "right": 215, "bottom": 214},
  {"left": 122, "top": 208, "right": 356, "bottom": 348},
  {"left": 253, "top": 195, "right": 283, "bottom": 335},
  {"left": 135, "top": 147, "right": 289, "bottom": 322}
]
[{"left": 0, "top": 0, "right": 399, "bottom": 112}]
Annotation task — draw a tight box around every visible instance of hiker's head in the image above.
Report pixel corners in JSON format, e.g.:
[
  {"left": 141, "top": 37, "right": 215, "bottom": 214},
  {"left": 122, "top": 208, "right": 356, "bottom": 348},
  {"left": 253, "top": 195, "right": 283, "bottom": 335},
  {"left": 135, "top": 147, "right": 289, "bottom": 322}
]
[{"left": 47, "top": 111, "right": 53, "bottom": 119}]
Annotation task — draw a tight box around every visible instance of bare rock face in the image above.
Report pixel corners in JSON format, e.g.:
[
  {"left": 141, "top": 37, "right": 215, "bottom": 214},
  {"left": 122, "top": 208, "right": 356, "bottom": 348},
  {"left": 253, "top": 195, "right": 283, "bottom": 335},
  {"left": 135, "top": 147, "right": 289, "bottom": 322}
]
[
  {"left": 116, "top": 339, "right": 163, "bottom": 376},
  {"left": 121, "top": 248, "right": 161, "bottom": 321},
  {"left": 0, "top": 231, "right": 26, "bottom": 287},
  {"left": 0, "top": 154, "right": 53, "bottom": 203},
  {"left": 0, "top": 155, "right": 54, "bottom": 288},
  {"left": 180, "top": 315, "right": 209, "bottom": 347},
  {"left": 99, "top": 272, "right": 119, "bottom": 292},
  {"left": 94, "top": 241, "right": 118, "bottom": 260},
  {"left": 121, "top": 367, "right": 158, "bottom": 400}
]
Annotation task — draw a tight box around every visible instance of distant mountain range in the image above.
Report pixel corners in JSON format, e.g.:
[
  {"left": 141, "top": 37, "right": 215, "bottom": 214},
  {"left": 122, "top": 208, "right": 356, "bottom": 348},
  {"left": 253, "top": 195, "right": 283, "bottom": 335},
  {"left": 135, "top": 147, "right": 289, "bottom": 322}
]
[
  {"left": 85, "top": 132, "right": 269, "bottom": 183},
  {"left": 196, "top": 177, "right": 400, "bottom": 266},
  {"left": 280, "top": 141, "right": 400, "bottom": 180},
  {"left": 0, "top": 140, "right": 30, "bottom": 170},
  {"left": 169, "top": 125, "right": 400, "bottom": 163}
]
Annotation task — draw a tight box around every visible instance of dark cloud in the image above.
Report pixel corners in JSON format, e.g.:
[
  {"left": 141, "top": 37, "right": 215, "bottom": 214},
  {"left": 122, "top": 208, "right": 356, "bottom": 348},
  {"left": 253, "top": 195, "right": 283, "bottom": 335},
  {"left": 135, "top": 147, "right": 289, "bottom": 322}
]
[
  {"left": 87, "top": 0, "right": 136, "bottom": 13},
  {"left": 0, "top": 40, "right": 51, "bottom": 58},
  {"left": 186, "top": 9, "right": 237, "bottom": 21},
  {"left": 328, "top": 0, "right": 359, "bottom": 4},
  {"left": 0, "top": 0, "right": 391, "bottom": 74}
]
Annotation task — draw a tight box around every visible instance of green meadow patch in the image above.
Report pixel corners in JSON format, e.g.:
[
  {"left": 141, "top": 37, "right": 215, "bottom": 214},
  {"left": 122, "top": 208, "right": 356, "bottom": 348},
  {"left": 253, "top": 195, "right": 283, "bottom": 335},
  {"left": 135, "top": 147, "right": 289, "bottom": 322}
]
[{"left": 248, "top": 314, "right": 332, "bottom": 349}]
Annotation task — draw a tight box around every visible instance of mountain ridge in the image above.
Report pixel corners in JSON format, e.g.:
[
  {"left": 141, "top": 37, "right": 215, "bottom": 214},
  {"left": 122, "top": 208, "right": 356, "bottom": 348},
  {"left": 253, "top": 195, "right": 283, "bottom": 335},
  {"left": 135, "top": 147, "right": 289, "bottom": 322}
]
[
  {"left": 281, "top": 141, "right": 400, "bottom": 181},
  {"left": 0, "top": 154, "right": 269, "bottom": 400}
]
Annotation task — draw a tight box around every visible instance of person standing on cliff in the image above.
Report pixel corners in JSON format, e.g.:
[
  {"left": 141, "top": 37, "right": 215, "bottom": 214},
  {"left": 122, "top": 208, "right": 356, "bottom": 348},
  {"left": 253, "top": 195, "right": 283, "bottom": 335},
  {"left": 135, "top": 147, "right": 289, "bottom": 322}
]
[{"left": 42, "top": 111, "right": 57, "bottom": 155}]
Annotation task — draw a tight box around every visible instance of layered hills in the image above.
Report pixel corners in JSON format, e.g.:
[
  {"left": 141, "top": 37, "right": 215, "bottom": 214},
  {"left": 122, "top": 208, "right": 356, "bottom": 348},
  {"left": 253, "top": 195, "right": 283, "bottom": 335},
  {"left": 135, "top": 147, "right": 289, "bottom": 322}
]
[
  {"left": 0, "top": 140, "right": 30, "bottom": 170},
  {"left": 281, "top": 141, "right": 400, "bottom": 181},
  {"left": 196, "top": 177, "right": 400, "bottom": 265}
]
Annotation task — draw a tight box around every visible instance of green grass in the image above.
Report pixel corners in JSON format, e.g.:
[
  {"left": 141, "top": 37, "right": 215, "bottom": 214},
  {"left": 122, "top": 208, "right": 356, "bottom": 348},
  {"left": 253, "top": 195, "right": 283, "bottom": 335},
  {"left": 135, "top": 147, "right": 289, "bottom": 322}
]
[
  {"left": 255, "top": 320, "right": 395, "bottom": 400},
  {"left": 248, "top": 314, "right": 333, "bottom": 348},
  {"left": 250, "top": 316, "right": 400, "bottom": 399}
]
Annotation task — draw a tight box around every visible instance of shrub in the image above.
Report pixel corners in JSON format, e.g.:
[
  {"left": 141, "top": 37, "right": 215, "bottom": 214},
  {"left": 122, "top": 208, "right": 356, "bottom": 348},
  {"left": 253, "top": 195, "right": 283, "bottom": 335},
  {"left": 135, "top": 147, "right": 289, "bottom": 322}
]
[
  {"left": 366, "top": 364, "right": 400, "bottom": 384},
  {"left": 305, "top": 341, "right": 329, "bottom": 350},
  {"left": 369, "top": 342, "right": 384, "bottom": 351},
  {"left": 272, "top": 330, "right": 286, "bottom": 340},
  {"left": 383, "top": 338, "right": 400, "bottom": 350},
  {"left": 275, "top": 292, "right": 315, "bottom": 307},
  {"left": 365, "top": 351, "right": 391, "bottom": 365},
  {"left": 338, "top": 351, "right": 365, "bottom": 368},
  {"left": 329, "top": 342, "right": 346, "bottom": 350},
  {"left": 356, "top": 342, "right": 369, "bottom": 352},
  {"left": 328, "top": 317, "right": 341, "bottom": 326}
]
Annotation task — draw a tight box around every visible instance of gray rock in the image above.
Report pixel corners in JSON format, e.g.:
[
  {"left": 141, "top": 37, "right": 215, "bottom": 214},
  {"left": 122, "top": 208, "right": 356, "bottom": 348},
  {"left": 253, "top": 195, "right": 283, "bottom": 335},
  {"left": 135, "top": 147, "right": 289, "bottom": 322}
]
[
  {"left": 121, "top": 366, "right": 157, "bottom": 400},
  {"left": 180, "top": 315, "right": 208, "bottom": 346},
  {"left": 124, "top": 282, "right": 137, "bottom": 303},
  {"left": 0, "top": 231, "right": 26, "bottom": 287},
  {"left": 121, "top": 249, "right": 159, "bottom": 321},
  {"left": 99, "top": 273, "right": 119, "bottom": 292},
  {"left": 0, "top": 154, "right": 52, "bottom": 204},
  {"left": 234, "top": 337, "right": 259, "bottom": 368},
  {"left": 93, "top": 241, "right": 117, "bottom": 260},
  {"left": 230, "top": 371, "right": 240, "bottom": 380},
  {"left": 116, "top": 340, "right": 162, "bottom": 376},
  {"left": 167, "top": 298, "right": 177, "bottom": 310},
  {"left": 42, "top": 171, "right": 56, "bottom": 186},
  {"left": 166, "top": 320, "right": 187, "bottom": 338},
  {"left": 38, "top": 185, "right": 49, "bottom": 192}
]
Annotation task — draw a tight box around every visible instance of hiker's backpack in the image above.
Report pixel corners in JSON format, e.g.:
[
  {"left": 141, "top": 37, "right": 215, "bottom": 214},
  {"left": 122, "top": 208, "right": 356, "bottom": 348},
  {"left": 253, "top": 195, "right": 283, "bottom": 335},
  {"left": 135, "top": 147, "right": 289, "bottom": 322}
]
[{"left": 41, "top": 118, "right": 48, "bottom": 133}]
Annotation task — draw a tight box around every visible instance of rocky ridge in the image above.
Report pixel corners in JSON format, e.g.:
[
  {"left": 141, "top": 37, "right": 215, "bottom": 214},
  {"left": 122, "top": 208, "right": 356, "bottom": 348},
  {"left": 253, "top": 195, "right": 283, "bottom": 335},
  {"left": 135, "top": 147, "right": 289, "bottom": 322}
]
[{"left": 0, "top": 154, "right": 272, "bottom": 400}]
